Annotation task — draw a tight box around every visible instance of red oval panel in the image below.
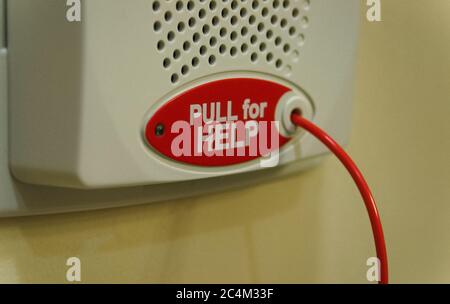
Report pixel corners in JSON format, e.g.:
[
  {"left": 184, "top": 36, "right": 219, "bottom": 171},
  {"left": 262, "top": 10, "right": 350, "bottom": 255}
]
[{"left": 145, "top": 78, "right": 292, "bottom": 167}]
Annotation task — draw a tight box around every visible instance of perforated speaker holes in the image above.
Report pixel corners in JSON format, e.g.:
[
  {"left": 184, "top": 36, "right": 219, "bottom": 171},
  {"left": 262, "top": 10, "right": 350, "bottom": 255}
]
[{"left": 152, "top": 0, "right": 311, "bottom": 85}]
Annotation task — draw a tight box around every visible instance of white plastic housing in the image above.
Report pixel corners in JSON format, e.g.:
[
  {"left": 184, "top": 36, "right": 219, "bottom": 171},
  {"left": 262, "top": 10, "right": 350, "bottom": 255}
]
[{"left": 8, "top": 0, "right": 359, "bottom": 189}]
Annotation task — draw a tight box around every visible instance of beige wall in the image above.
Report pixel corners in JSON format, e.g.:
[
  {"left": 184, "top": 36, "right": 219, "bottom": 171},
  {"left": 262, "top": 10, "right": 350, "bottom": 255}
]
[{"left": 0, "top": 1, "right": 449, "bottom": 283}]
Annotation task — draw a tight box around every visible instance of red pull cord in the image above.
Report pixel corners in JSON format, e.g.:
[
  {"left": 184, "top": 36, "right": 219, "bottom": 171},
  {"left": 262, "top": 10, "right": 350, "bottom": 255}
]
[{"left": 291, "top": 112, "right": 388, "bottom": 284}]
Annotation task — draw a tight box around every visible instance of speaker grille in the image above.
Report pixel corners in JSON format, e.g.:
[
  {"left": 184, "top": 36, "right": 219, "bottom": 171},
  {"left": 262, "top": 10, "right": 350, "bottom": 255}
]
[{"left": 151, "top": 0, "right": 311, "bottom": 85}]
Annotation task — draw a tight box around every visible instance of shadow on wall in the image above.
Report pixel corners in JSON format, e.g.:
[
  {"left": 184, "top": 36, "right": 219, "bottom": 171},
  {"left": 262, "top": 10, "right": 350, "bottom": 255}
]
[{"left": 0, "top": 165, "right": 327, "bottom": 283}]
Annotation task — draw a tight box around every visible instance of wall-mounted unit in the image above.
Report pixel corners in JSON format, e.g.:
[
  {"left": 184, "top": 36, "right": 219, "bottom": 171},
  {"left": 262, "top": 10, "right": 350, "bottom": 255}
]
[{"left": 0, "top": 0, "right": 359, "bottom": 216}]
